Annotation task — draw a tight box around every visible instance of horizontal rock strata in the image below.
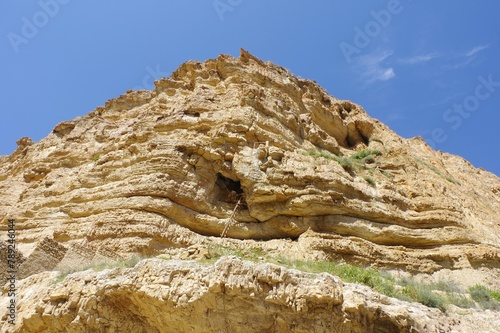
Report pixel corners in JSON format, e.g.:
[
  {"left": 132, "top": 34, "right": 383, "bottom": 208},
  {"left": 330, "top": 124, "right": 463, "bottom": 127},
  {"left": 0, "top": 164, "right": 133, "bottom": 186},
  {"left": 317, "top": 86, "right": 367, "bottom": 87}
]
[{"left": 4, "top": 257, "right": 496, "bottom": 333}]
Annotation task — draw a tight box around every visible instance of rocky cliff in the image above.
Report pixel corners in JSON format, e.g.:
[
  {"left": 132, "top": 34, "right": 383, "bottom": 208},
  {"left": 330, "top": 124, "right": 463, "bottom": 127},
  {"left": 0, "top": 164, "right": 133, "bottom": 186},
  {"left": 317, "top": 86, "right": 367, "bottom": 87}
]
[
  {"left": 1, "top": 49, "right": 500, "bottom": 332},
  {"left": 3, "top": 257, "right": 500, "bottom": 333}
]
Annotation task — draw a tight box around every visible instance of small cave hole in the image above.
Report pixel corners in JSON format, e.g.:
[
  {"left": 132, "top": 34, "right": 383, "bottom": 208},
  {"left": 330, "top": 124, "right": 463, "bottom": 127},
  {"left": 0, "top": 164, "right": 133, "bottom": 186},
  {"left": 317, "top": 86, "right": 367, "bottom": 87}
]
[
  {"left": 342, "top": 101, "right": 354, "bottom": 113},
  {"left": 321, "top": 95, "right": 331, "bottom": 106},
  {"left": 216, "top": 173, "right": 246, "bottom": 207},
  {"left": 183, "top": 110, "right": 200, "bottom": 117}
]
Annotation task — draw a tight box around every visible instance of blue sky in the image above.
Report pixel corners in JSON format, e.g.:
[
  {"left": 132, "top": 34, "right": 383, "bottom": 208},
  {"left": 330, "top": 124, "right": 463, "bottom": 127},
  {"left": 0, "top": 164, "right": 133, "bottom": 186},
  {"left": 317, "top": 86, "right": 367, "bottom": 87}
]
[{"left": 1, "top": 1, "right": 499, "bottom": 176}]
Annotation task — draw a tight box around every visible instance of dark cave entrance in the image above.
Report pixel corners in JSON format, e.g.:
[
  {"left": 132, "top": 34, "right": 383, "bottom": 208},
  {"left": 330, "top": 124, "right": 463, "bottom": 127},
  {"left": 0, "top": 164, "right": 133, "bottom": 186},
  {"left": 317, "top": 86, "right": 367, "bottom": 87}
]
[{"left": 216, "top": 173, "right": 246, "bottom": 207}]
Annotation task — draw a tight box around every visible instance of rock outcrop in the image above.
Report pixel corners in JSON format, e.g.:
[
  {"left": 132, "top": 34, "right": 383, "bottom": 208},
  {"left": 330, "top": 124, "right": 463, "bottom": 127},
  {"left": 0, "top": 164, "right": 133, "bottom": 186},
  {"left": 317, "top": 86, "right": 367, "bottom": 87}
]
[
  {"left": 1, "top": 49, "right": 500, "bottom": 331},
  {"left": 3, "top": 257, "right": 499, "bottom": 333}
]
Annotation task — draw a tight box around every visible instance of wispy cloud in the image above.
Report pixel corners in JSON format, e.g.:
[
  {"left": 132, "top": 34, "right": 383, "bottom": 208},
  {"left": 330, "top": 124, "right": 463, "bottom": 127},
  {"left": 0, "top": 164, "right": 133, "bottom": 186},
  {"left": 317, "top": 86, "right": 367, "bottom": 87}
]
[
  {"left": 435, "top": 43, "right": 492, "bottom": 70},
  {"left": 396, "top": 44, "right": 490, "bottom": 70},
  {"left": 464, "top": 44, "right": 490, "bottom": 57},
  {"left": 354, "top": 51, "right": 396, "bottom": 85},
  {"left": 398, "top": 52, "right": 439, "bottom": 65},
  {"left": 452, "top": 57, "right": 475, "bottom": 69},
  {"left": 450, "top": 44, "right": 490, "bottom": 69}
]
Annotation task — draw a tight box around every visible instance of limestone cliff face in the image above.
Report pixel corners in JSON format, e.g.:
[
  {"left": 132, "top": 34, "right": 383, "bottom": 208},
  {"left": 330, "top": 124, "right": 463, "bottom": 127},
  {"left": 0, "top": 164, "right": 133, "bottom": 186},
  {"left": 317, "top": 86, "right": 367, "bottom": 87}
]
[
  {"left": 2, "top": 257, "right": 498, "bottom": 333},
  {"left": 1, "top": 49, "right": 500, "bottom": 331},
  {"left": 1, "top": 49, "right": 499, "bottom": 271}
]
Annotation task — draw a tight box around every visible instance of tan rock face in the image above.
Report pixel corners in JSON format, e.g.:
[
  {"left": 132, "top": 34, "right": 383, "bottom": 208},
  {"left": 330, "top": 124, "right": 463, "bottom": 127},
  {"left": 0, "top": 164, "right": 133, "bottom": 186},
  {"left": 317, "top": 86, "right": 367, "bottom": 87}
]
[
  {"left": 4, "top": 257, "right": 498, "bottom": 333},
  {"left": 1, "top": 49, "right": 500, "bottom": 331},
  {"left": 1, "top": 49, "right": 499, "bottom": 271}
]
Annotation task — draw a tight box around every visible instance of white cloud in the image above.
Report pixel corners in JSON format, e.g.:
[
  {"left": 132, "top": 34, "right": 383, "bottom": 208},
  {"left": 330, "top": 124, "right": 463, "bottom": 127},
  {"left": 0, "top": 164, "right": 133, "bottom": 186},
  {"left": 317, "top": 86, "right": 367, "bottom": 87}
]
[
  {"left": 465, "top": 44, "right": 490, "bottom": 57},
  {"left": 438, "top": 44, "right": 491, "bottom": 70},
  {"left": 452, "top": 57, "right": 475, "bottom": 69},
  {"left": 399, "top": 52, "right": 439, "bottom": 65},
  {"left": 379, "top": 68, "right": 396, "bottom": 81},
  {"left": 449, "top": 44, "right": 489, "bottom": 69},
  {"left": 355, "top": 51, "right": 396, "bottom": 84}
]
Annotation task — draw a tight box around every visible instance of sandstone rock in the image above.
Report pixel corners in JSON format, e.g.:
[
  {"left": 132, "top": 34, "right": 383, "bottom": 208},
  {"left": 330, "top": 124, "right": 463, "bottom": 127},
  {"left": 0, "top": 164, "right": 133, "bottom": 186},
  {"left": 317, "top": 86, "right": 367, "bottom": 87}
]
[
  {"left": 1, "top": 257, "right": 499, "bottom": 333},
  {"left": 0, "top": 240, "right": 25, "bottom": 284},
  {"left": 2, "top": 50, "right": 499, "bottom": 263},
  {"left": 1, "top": 49, "right": 500, "bottom": 331}
]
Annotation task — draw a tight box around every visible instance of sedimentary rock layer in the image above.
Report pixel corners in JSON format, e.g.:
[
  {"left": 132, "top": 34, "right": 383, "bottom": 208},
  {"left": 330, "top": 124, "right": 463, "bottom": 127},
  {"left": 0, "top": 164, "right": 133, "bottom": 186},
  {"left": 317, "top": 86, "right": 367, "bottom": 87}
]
[
  {"left": 1, "top": 49, "right": 499, "bottom": 272},
  {"left": 4, "top": 257, "right": 497, "bottom": 333}
]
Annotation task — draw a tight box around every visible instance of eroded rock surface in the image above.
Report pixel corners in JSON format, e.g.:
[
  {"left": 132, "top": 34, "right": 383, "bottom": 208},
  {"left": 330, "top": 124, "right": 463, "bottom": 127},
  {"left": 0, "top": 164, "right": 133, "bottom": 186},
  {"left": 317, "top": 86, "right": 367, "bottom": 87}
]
[
  {"left": 1, "top": 49, "right": 500, "bottom": 331},
  {"left": 3, "top": 257, "right": 498, "bottom": 333}
]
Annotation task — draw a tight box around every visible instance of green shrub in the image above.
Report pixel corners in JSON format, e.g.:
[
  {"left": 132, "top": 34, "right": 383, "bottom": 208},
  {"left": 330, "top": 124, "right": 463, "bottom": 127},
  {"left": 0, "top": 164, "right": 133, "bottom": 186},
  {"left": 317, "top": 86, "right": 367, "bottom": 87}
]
[
  {"left": 431, "top": 280, "right": 461, "bottom": 293},
  {"left": 304, "top": 149, "right": 382, "bottom": 173},
  {"left": 469, "top": 285, "right": 500, "bottom": 310},
  {"left": 418, "top": 289, "right": 447, "bottom": 310},
  {"left": 469, "top": 285, "right": 491, "bottom": 302},
  {"left": 197, "top": 247, "right": 489, "bottom": 312},
  {"left": 431, "top": 280, "right": 475, "bottom": 309},
  {"left": 490, "top": 290, "right": 500, "bottom": 302},
  {"left": 208, "top": 245, "right": 242, "bottom": 258},
  {"left": 415, "top": 158, "right": 461, "bottom": 186},
  {"left": 364, "top": 176, "right": 376, "bottom": 187},
  {"left": 381, "top": 171, "right": 394, "bottom": 179},
  {"left": 399, "top": 279, "right": 446, "bottom": 311},
  {"left": 276, "top": 258, "right": 397, "bottom": 298},
  {"left": 445, "top": 176, "right": 462, "bottom": 185},
  {"left": 307, "top": 150, "right": 334, "bottom": 160},
  {"left": 351, "top": 149, "right": 382, "bottom": 160},
  {"left": 337, "top": 264, "right": 396, "bottom": 295},
  {"left": 335, "top": 156, "right": 353, "bottom": 171},
  {"left": 446, "top": 293, "right": 475, "bottom": 309},
  {"left": 53, "top": 255, "right": 143, "bottom": 284}
]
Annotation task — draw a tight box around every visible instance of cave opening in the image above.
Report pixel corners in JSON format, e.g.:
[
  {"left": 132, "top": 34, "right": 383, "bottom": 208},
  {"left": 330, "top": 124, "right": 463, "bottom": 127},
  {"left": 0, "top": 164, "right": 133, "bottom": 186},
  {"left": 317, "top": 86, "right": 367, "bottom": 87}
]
[{"left": 216, "top": 173, "right": 246, "bottom": 206}]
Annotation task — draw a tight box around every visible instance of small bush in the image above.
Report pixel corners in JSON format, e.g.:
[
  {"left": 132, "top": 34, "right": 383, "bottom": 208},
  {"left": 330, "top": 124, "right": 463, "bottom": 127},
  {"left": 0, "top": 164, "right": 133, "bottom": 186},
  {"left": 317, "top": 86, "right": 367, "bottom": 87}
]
[
  {"left": 415, "top": 158, "right": 461, "bottom": 186},
  {"left": 432, "top": 280, "right": 462, "bottom": 293},
  {"left": 197, "top": 248, "right": 487, "bottom": 312},
  {"left": 364, "top": 176, "right": 376, "bottom": 187},
  {"left": 277, "top": 258, "right": 397, "bottom": 299},
  {"left": 446, "top": 293, "right": 475, "bottom": 309},
  {"left": 490, "top": 290, "right": 500, "bottom": 302},
  {"left": 208, "top": 245, "right": 242, "bottom": 258},
  {"left": 469, "top": 285, "right": 500, "bottom": 310},
  {"left": 335, "top": 156, "right": 353, "bottom": 171},
  {"left": 304, "top": 149, "right": 382, "bottom": 173},
  {"left": 400, "top": 279, "right": 446, "bottom": 311},
  {"left": 308, "top": 150, "right": 334, "bottom": 160},
  {"left": 469, "top": 285, "right": 491, "bottom": 302},
  {"left": 445, "top": 176, "right": 462, "bottom": 185},
  {"left": 53, "top": 255, "right": 143, "bottom": 284},
  {"left": 381, "top": 171, "right": 394, "bottom": 179},
  {"left": 351, "top": 149, "right": 382, "bottom": 160},
  {"left": 337, "top": 264, "right": 395, "bottom": 295},
  {"left": 418, "top": 289, "right": 447, "bottom": 310}
]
